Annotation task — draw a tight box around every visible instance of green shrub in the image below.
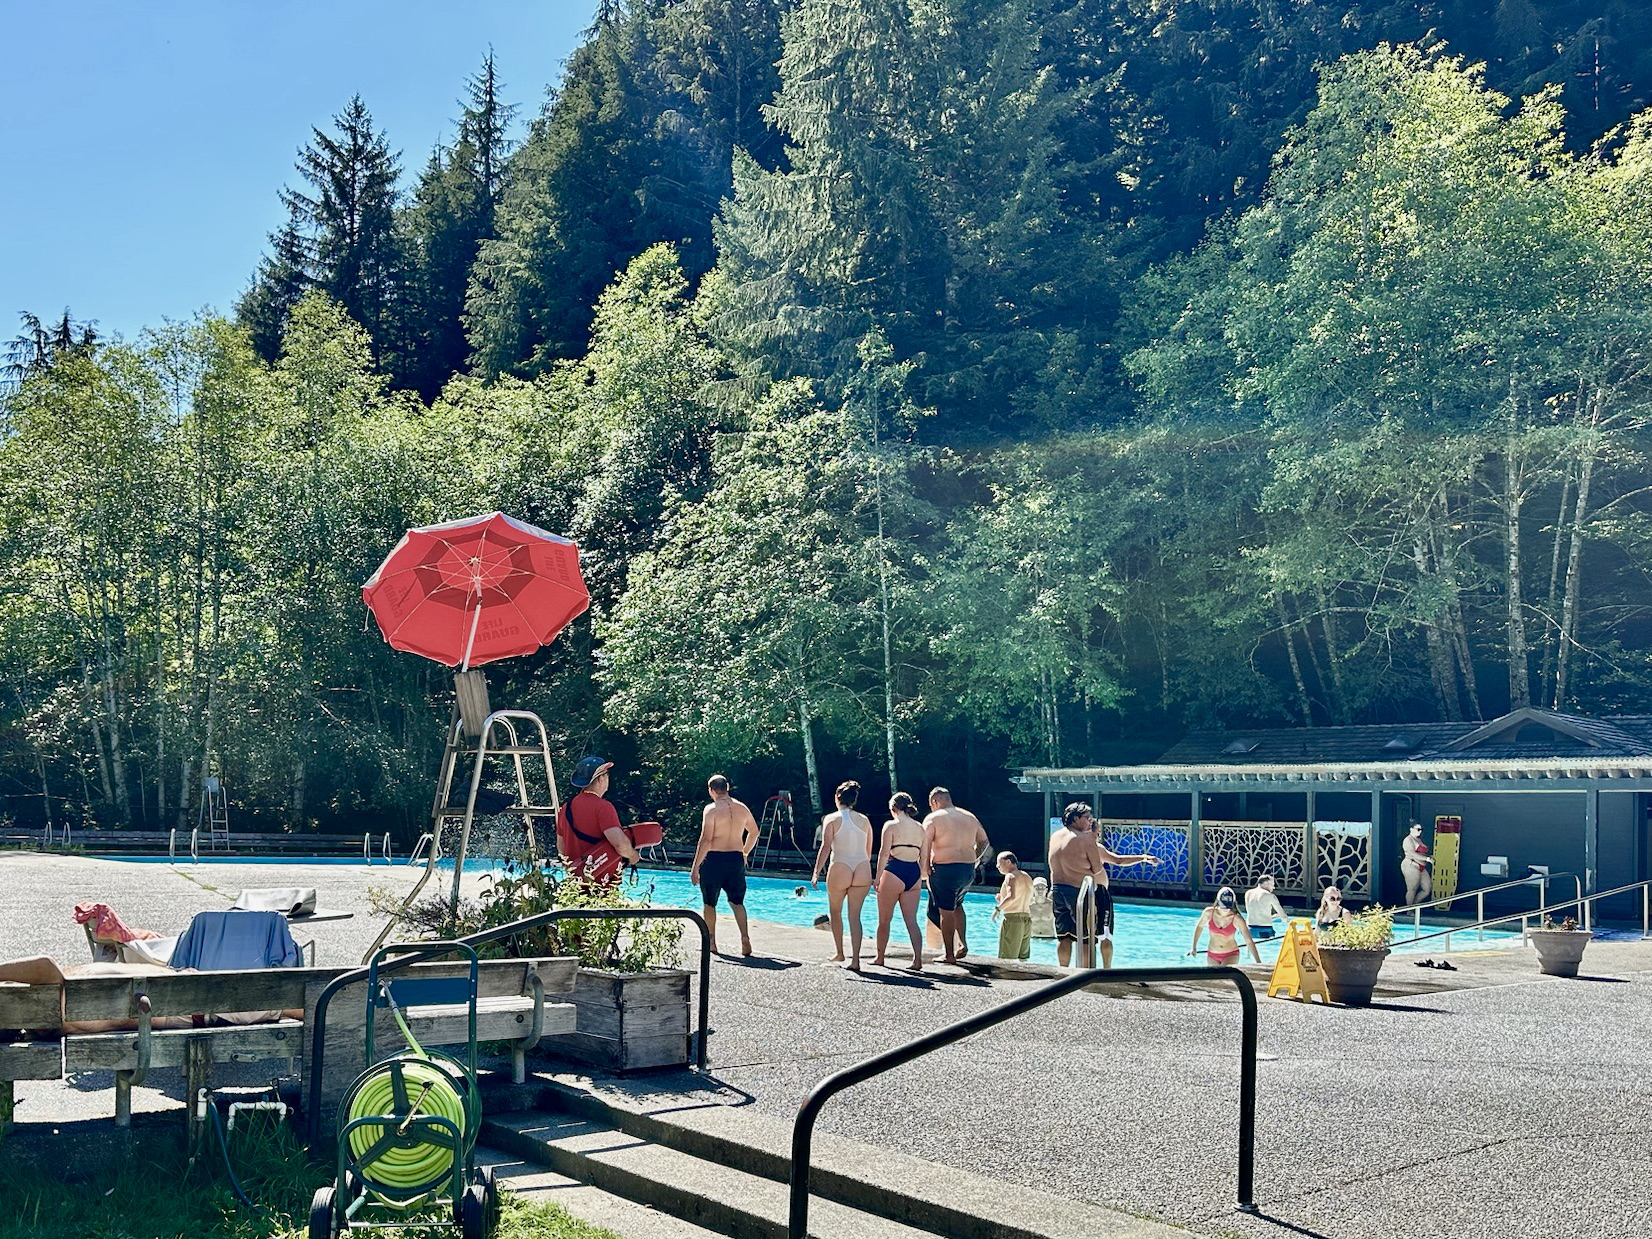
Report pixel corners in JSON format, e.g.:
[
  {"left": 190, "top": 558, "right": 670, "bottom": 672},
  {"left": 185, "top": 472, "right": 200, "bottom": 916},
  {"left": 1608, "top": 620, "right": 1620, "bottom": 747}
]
[{"left": 1317, "top": 903, "right": 1394, "bottom": 950}]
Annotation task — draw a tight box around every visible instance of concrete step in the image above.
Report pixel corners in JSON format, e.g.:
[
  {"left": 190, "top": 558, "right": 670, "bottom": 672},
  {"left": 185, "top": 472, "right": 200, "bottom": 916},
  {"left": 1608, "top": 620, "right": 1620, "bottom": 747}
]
[
  {"left": 523, "top": 1076, "right": 1196, "bottom": 1239},
  {"left": 484, "top": 1110, "right": 938, "bottom": 1239},
  {"left": 477, "top": 1147, "right": 728, "bottom": 1239}
]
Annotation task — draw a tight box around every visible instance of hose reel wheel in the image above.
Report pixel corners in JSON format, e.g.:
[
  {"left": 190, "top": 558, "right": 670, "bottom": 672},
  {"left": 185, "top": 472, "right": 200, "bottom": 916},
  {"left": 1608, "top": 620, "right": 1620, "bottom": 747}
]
[{"left": 340, "top": 1054, "right": 475, "bottom": 1202}]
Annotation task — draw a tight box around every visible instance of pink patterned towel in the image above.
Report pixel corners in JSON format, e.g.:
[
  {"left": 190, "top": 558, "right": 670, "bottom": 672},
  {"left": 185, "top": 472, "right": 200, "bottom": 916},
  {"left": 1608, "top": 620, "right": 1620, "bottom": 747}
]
[{"left": 73, "top": 902, "right": 161, "bottom": 943}]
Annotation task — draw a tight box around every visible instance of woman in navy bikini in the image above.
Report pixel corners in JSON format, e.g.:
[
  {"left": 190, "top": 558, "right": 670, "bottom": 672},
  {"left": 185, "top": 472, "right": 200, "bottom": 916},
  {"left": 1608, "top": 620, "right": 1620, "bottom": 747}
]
[{"left": 872, "top": 792, "right": 926, "bottom": 970}]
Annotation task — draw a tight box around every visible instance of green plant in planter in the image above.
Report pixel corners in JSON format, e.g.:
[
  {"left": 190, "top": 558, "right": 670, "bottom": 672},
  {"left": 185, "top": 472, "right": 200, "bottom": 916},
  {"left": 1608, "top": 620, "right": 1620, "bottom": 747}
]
[
  {"left": 1540, "top": 915, "right": 1580, "bottom": 932},
  {"left": 1316, "top": 904, "right": 1394, "bottom": 949},
  {"left": 370, "top": 862, "right": 682, "bottom": 972}
]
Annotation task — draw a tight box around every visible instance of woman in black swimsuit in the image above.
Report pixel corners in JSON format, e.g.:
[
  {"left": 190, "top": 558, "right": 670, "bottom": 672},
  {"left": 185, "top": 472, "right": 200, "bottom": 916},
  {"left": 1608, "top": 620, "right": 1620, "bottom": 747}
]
[{"left": 872, "top": 792, "right": 926, "bottom": 970}]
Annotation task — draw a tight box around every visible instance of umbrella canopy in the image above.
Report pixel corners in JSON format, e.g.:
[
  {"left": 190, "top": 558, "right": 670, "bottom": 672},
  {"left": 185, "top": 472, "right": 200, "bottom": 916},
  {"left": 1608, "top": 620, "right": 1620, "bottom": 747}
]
[{"left": 362, "top": 512, "right": 589, "bottom": 669}]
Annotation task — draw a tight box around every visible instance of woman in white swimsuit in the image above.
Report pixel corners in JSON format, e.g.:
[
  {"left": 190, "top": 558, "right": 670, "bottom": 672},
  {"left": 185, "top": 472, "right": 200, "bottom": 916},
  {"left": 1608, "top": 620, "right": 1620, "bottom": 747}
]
[{"left": 811, "top": 780, "right": 874, "bottom": 970}]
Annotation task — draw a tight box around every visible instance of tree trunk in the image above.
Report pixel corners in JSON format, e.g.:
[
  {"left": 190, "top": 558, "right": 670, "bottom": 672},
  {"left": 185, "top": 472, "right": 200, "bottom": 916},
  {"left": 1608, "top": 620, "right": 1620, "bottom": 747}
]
[
  {"left": 1412, "top": 538, "right": 1460, "bottom": 720},
  {"left": 1553, "top": 434, "right": 1596, "bottom": 709},
  {"left": 1275, "top": 594, "right": 1314, "bottom": 725},
  {"left": 875, "top": 467, "right": 897, "bottom": 790},
  {"left": 796, "top": 668, "right": 822, "bottom": 819},
  {"left": 1317, "top": 595, "right": 1349, "bottom": 724},
  {"left": 1537, "top": 465, "right": 1572, "bottom": 701},
  {"left": 84, "top": 661, "right": 115, "bottom": 809},
  {"left": 1504, "top": 428, "right": 1530, "bottom": 709}
]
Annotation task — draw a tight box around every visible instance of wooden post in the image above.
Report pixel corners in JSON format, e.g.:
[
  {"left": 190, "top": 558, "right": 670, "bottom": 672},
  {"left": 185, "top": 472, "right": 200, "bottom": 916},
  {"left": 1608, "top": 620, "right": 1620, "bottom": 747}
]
[
  {"left": 1189, "top": 789, "right": 1203, "bottom": 897},
  {"left": 1584, "top": 788, "right": 1599, "bottom": 895},
  {"left": 185, "top": 1038, "right": 212, "bottom": 1148},
  {"left": 1305, "top": 788, "right": 1317, "bottom": 897},
  {"left": 114, "top": 1071, "right": 132, "bottom": 1127},
  {"left": 1370, "top": 789, "right": 1383, "bottom": 903}
]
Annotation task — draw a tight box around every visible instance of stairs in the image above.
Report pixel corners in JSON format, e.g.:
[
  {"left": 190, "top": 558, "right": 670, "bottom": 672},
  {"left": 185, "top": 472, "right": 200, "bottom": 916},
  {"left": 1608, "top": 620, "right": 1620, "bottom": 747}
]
[{"left": 480, "top": 1078, "right": 1196, "bottom": 1239}]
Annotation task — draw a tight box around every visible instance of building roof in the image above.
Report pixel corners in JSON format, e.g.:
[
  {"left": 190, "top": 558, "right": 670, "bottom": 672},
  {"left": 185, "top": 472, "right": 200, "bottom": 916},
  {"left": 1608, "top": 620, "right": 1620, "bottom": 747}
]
[{"left": 1016, "top": 709, "right": 1652, "bottom": 793}]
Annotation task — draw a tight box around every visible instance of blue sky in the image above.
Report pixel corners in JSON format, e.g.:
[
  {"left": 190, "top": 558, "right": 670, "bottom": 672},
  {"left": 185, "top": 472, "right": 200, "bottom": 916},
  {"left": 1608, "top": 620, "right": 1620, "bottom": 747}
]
[{"left": 1, "top": 2, "right": 595, "bottom": 344}]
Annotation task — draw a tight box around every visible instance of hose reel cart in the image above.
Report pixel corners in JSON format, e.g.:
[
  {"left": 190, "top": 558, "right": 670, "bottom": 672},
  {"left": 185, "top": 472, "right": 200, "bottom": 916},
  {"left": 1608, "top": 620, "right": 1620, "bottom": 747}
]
[{"left": 310, "top": 942, "right": 498, "bottom": 1239}]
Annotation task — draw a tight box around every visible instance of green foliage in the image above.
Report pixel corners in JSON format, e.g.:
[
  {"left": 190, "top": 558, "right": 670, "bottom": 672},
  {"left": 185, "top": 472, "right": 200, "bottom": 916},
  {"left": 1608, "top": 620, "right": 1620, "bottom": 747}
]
[{"left": 1318, "top": 904, "right": 1395, "bottom": 950}]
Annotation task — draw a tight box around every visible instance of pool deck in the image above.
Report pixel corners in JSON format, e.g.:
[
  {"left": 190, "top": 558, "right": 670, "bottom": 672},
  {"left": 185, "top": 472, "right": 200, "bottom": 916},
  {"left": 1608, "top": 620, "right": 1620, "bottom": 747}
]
[{"left": 4, "top": 852, "right": 1649, "bottom": 1237}]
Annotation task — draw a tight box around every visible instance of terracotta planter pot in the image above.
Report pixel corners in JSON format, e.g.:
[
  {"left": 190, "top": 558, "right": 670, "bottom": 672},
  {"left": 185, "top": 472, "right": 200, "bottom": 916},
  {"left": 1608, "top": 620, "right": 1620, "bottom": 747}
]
[
  {"left": 1317, "top": 946, "right": 1391, "bottom": 1006},
  {"left": 1529, "top": 929, "right": 1593, "bottom": 978}
]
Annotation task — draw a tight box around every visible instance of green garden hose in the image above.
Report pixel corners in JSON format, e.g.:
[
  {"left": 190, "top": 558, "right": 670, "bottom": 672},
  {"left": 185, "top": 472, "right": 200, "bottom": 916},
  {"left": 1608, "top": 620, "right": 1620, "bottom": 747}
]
[
  {"left": 343, "top": 1057, "right": 467, "bottom": 1195},
  {"left": 340, "top": 988, "right": 477, "bottom": 1202}
]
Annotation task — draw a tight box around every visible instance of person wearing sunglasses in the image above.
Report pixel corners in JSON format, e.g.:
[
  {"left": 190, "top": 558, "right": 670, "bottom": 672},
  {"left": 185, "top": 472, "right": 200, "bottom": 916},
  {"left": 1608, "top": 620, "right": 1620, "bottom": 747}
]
[{"left": 1316, "top": 885, "right": 1351, "bottom": 931}]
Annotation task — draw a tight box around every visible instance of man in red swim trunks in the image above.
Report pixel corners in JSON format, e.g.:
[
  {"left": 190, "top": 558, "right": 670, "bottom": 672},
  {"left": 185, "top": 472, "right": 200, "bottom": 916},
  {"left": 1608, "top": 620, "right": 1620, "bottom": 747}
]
[{"left": 558, "top": 756, "right": 642, "bottom": 884}]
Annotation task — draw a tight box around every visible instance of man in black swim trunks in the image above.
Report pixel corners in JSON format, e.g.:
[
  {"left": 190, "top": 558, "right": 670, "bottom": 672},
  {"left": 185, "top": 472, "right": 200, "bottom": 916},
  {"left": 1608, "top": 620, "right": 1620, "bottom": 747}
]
[
  {"left": 1047, "top": 802, "right": 1159, "bottom": 968},
  {"left": 920, "top": 787, "right": 991, "bottom": 964},
  {"left": 690, "top": 774, "right": 758, "bottom": 955}
]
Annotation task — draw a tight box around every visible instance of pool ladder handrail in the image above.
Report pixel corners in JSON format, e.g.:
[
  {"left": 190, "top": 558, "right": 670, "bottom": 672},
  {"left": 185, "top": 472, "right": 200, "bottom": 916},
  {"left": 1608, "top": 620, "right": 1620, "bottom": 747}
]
[
  {"left": 1386, "top": 869, "right": 1581, "bottom": 942},
  {"left": 789, "top": 964, "right": 1260, "bottom": 1236},
  {"left": 1076, "top": 874, "right": 1098, "bottom": 968},
  {"left": 1399, "top": 875, "right": 1652, "bottom": 951},
  {"left": 407, "top": 832, "right": 433, "bottom": 866}
]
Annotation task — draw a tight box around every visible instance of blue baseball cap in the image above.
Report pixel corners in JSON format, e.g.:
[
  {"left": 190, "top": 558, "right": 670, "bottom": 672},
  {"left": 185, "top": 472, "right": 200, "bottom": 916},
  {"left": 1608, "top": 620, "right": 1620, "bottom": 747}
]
[{"left": 570, "top": 756, "right": 613, "bottom": 789}]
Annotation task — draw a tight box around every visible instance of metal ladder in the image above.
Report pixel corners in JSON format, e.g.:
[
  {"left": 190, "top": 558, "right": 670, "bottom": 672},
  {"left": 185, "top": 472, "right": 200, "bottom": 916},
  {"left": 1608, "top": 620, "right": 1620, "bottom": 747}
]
[
  {"left": 365, "top": 672, "right": 562, "bottom": 961},
  {"left": 754, "top": 790, "right": 800, "bottom": 869},
  {"left": 198, "top": 773, "right": 229, "bottom": 852}
]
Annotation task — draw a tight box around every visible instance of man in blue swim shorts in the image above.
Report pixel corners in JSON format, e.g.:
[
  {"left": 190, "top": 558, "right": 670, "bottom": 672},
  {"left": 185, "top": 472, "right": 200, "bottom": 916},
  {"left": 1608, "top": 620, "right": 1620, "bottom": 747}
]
[
  {"left": 920, "top": 787, "right": 991, "bottom": 964},
  {"left": 1047, "top": 802, "right": 1160, "bottom": 968}
]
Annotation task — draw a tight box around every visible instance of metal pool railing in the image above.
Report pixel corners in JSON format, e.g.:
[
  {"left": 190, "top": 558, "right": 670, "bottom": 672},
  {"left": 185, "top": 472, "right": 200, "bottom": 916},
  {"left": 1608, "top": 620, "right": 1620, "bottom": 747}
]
[{"left": 787, "top": 965, "right": 1260, "bottom": 1237}]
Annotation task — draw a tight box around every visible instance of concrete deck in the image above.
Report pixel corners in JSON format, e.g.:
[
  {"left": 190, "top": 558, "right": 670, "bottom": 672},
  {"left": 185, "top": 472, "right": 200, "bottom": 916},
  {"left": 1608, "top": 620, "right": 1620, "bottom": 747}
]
[{"left": 4, "top": 852, "right": 1649, "bottom": 1236}]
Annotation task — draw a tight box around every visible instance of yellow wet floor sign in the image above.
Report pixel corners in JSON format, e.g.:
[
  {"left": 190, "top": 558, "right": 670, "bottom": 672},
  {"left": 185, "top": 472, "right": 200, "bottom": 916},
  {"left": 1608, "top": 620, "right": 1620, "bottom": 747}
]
[{"left": 1267, "top": 919, "right": 1330, "bottom": 1004}]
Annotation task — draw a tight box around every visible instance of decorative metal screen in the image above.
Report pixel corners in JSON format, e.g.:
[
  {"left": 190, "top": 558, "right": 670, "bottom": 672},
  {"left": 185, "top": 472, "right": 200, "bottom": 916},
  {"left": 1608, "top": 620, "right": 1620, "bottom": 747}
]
[
  {"left": 1314, "top": 821, "right": 1372, "bottom": 897},
  {"left": 1200, "top": 820, "right": 1309, "bottom": 895},
  {"left": 1098, "top": 820, "right": 1192, "bottom": 887}
]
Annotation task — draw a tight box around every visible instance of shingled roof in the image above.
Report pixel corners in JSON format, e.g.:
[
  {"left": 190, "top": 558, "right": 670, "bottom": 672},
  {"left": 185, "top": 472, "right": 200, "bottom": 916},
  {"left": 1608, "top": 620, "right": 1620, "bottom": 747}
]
[{"left": 1154, "top": 708, "right": 1652, "bottom": 767}]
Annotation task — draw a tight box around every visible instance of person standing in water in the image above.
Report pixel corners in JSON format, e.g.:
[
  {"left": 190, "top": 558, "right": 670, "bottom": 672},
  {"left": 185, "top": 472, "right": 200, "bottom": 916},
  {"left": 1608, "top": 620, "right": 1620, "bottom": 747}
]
[
  {"left": 1190, "top": 886, "right": 1262, "bottom": 967},
  {"left": 1046, "top": 802, "right": 1159, "bottom": 968},
  {"left": 689, "top": 774, "right": 757, "bottom": 956},
  {"left": 1244, "top": 874, "right": 1287, "bottom": 942},
  {"left": 811, "top": 780, "right": 874, "bottom": 970},
  {"left": 871, "top": 792, "right": 926, "bottom": 970}
]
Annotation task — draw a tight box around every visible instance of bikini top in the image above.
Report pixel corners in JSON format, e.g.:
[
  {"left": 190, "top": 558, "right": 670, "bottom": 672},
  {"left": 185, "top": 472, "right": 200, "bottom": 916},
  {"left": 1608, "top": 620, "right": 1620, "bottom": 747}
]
[
  {"left": 886, "top": 817, "right": 923, "bottom": 854},
  {"left": 831, "top": 811, "right": 871, "bottom": 866}
]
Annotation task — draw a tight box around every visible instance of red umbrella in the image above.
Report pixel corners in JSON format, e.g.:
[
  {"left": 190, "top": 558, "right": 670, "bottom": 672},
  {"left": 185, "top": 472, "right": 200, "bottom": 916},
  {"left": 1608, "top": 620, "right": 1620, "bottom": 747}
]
[{"left": 362, "top": 512, "right": 589, "bottom": 669}]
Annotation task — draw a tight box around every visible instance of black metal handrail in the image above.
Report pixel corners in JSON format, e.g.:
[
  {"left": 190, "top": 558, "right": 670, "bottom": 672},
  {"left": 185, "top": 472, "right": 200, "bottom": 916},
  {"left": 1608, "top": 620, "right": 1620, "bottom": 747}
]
[
  {"left": 788, "top": 965, "right": 1259, "bottom": 1238},
  {"left": 305, "top": 906, "right": 710, "bottom": 1147}
]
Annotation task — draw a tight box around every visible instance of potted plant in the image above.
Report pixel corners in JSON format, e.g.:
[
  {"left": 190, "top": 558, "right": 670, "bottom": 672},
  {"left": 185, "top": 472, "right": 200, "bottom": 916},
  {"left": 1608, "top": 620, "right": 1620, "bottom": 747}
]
[
  {"left": 373, "top": 860, "right": 691, "bottom": 1072},
  {"left": 1315, "top": 904, "right": 1393, "bottom": 1006},
  {"left": 1529, "top": 915, "right": 1593, "bottom": 978}
]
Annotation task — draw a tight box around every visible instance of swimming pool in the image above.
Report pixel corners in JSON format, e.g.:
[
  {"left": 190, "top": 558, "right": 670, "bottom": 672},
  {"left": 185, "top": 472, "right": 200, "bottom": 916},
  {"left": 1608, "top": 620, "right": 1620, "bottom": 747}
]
[
  {"left": 620, "top": 869, "right": 1522, "bottom": 967},
  {"left": 93, "top": 853, "right": 1521, "bottom": 965}
]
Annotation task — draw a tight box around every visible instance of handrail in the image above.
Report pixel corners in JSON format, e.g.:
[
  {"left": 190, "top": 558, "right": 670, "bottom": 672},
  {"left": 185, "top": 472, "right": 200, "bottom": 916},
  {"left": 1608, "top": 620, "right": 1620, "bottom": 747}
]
[
  {"left": 1394, "top": 876, "right": 1652, "bottom": 949},
  {"left": 788, "top": 965, "right": 1259, "bottom": 1237},
  {"left": 1392, "top": 870, "right": 1580, "bottom": 942},
  {"left": 306, "top": 905, "right": 711, "bottom": 1148},
  {"left": 408, "top": 832, "right": 432, "bottom": 866},
  {"left": 42, "top": 822, "right": 53, "bottom": 848},
  {"left": 168, "top": 828, "right": 177, "bottom": 861},
  {"left": 189, "top": 827, "right": 199, "bottom": 863},
  {"left": 361, "top": 832, "right": 370, "bottom": 862},
  {"left": 1077, "top": 875, "right": 1097, "bottom": 968},
  {"left": 63, "top": 822, "right": 71, "bottom": 849},
  {"left": 380, "top": 832, "right": 393, "bottom": 863}
]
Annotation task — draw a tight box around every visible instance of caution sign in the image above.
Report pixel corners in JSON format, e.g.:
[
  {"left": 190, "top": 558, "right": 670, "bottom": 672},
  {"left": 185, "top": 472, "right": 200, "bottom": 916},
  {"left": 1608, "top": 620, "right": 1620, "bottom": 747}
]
[
  {"left": 1267, "top": 919, "right": 1330, "bottom": 1004},
  {"left": 1433, "top": 815, "right": 1462, "bottom": 902}
]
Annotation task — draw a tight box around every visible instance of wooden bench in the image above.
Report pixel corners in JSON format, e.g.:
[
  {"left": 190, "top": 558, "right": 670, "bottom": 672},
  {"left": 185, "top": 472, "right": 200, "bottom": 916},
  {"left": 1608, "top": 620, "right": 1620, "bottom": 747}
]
[{"left": 0, "top": 956, "right": 577, "bottom": 1143}]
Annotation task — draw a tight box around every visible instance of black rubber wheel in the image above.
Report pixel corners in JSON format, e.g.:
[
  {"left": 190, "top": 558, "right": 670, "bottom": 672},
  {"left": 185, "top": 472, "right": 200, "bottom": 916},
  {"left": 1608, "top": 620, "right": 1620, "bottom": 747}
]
[
  {"left": 459, "top": 1183, "right": 489, "bottom": 1239},
  {"left": 308, "top": 1187, "right": 336, "bottom": 1239},
  {"left": 480, "top": 1165, "right": 500, "bottom": 1223}
]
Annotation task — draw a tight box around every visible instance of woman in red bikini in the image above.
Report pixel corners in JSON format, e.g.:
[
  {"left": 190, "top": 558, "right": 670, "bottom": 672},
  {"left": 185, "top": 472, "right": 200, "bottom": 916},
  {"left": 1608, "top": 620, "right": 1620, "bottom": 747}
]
[{"left": 1189, "top": 887, "right": 1263, "bottom": 967}]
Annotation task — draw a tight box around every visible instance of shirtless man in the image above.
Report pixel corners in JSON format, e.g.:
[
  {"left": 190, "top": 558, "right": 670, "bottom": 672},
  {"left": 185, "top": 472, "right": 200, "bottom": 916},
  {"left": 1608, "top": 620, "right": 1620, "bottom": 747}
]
[
  {"left": 993, "top": 851, "right": 1034, "bottom": 961},
  {"left": 690, "top": 774, "right": 757, "bottom": 955},
  {"left": 1048, "top": 802, "right": 1160, "bottom": 968},
  {"left": 920, "top": 787, "right": 990, "bottom": 964}
]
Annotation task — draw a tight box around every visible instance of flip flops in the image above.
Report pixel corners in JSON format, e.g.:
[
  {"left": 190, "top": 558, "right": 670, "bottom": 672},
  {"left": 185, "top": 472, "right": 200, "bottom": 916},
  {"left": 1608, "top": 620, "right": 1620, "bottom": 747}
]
[{"left": 1413, "top": 958, "right": 1459, "bottom": 971}]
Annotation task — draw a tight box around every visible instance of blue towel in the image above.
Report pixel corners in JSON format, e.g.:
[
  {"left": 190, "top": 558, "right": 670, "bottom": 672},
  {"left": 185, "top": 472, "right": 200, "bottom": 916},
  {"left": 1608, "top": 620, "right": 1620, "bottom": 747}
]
[{"left": 169, "top": 910, "right": 303, "bottom": 971}]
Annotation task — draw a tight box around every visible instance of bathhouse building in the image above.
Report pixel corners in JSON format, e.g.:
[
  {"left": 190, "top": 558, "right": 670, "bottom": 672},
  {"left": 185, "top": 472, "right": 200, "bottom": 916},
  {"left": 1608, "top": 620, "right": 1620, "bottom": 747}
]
[{"left": 1014, "top": 708, "right": 1652, "bottom": 918}]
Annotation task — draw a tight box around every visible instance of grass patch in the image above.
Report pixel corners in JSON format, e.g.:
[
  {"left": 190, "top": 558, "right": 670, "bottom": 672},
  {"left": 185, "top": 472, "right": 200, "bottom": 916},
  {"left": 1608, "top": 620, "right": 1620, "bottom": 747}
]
[{"left": 0, "top": 1117, "right": 620, "bottom": 1239}]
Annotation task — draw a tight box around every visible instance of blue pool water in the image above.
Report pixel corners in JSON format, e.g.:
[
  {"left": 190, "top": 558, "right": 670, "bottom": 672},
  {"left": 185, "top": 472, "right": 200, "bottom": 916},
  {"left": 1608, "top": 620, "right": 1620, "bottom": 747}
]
[
  {"left": 611, "top": 870, "right": 1523, "bottom": 967},
  {"left": 94, "top": 854, "right": 1520, "bottom": 965}
]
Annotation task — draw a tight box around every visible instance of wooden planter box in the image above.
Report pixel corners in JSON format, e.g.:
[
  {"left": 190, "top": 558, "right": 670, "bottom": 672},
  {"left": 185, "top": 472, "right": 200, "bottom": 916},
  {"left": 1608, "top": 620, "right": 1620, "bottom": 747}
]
[{"left": 544, "top": 967, "right": 690, "bottom": 1072}]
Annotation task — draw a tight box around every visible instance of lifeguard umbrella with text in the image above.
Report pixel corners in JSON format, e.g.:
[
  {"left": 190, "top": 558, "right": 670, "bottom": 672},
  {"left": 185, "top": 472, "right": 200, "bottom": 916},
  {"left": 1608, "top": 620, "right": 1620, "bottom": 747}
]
[{"left": 362, "top": 512, "right": 590, "bottom": 670}]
